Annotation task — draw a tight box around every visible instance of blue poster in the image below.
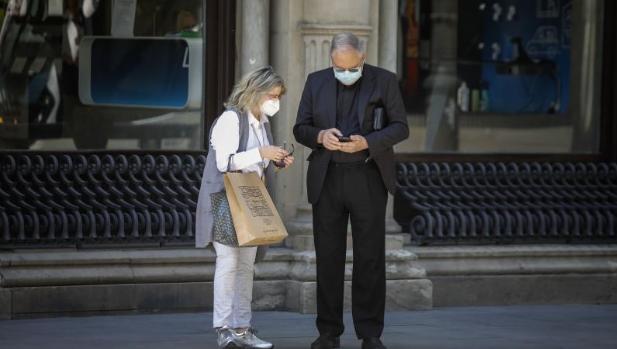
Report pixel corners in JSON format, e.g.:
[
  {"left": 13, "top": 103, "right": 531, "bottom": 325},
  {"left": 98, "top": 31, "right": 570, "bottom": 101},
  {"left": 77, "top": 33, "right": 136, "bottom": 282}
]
[
  {"left": 90, "top": 39, "right": 189, "bottom": 108},
  {"left": 477, "top": 0, "right": 572, "bottom": 114}
]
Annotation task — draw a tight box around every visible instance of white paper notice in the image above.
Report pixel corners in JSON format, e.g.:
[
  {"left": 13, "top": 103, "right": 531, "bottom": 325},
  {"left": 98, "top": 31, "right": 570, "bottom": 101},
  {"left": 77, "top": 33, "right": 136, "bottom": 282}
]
[{"left": 111, "top": 0, "right": 137, "bottom": 37}]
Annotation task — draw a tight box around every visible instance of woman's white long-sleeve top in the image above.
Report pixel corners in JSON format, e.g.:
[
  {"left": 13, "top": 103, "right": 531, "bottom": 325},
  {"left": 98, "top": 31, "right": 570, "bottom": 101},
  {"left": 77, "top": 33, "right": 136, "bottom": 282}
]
[{"left": 209, "top": 110, "right": 271, "bottom": 178}]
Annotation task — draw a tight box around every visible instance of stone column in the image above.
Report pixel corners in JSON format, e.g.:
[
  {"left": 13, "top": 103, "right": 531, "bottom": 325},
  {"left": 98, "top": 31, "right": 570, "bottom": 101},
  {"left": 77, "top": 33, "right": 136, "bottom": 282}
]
[
  {"left": 379, "top": 0, "right": 398, "bottom": 73},
  {"left": 269, "top": 0, "right": 307, "bottom": 231},
  {"left": 238, "top": 0, "right": 270, "bottom": 75},
  {"left": 378, "top": 0, "right": 403, "bottom": 235},
  {"left": 423, "top": 0, "right": 459, "bottom": 152},
  {"left": 570, "top": 0, "right": 603, "bottom": 152},
  {"left": 299, "top": 0, "right": 375, "bottom": 231},
  {"left": 290, "top": 21, "right": 374, "bottom": 246},
  {"left": 272, "top": 0, "right": 374, "bottom": 249},
  {"left": 268, "top": 0, "right": 432, "bottom": 314},
  {"left": 273, "top": 0, "right": 408, "bottom": 248}
]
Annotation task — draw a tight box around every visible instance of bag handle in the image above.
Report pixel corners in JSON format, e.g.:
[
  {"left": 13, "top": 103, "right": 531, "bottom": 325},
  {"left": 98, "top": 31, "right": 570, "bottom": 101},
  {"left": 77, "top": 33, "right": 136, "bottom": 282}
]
[
  {"left": 226, "top": 154, "right": 236, "bottom": 173},
  {"left": 226, "top": 109, "right": 245, "bottom": 174}
]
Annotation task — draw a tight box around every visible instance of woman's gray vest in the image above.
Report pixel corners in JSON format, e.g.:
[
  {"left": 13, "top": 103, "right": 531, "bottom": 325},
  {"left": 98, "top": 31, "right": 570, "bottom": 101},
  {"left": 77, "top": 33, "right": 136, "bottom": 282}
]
[{"left": 195, "top": 109, "right": 274, "bottom": 260}]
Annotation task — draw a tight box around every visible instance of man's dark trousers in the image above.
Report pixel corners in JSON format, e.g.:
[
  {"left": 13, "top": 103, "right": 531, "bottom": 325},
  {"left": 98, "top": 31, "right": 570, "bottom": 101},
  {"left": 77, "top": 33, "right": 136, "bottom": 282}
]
[{"left": 312, "top": 160, "right": 388, "bottom": 339}]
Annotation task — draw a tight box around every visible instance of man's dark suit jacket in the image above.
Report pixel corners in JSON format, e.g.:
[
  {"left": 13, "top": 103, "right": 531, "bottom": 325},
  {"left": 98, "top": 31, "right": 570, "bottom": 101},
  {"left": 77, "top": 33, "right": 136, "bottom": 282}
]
[{"left": 293, "top": 64, "right": 410, "bottom": 204}]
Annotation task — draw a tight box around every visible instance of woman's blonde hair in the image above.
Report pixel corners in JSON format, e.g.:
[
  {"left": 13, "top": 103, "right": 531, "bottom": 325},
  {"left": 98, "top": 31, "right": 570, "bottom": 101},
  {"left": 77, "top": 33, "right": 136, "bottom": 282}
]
[{"left": 224, "top": 66, "right": 286, "bottom": 112}]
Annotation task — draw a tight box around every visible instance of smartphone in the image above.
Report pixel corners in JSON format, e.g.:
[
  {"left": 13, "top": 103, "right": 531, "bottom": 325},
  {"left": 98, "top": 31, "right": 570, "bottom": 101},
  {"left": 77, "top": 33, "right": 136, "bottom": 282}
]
[{"left": 338, "top": 136, "right": 352, "bottom": 142}]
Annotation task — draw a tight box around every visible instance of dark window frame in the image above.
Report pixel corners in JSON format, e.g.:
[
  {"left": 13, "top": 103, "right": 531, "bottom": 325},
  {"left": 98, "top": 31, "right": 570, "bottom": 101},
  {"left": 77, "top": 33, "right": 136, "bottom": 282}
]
[
  {"left": 203, "top": 0, "right": 236, "bottom": 149},
  {"left": 600, "top": 0, "right": 617, "bottom": 162}
]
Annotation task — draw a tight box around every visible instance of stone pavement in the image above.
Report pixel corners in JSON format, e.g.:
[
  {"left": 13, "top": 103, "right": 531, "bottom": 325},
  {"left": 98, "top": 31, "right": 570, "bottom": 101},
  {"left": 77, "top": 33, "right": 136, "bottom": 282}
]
[{"left": 1, "top": 304, "right": 616, "bottom": 349}]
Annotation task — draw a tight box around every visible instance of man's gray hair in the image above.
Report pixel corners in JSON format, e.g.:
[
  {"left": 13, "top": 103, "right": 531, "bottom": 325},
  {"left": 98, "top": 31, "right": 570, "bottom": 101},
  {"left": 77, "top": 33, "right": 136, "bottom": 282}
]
[{"left": 330, "top": 32, "right": 364, "bottom": 55}]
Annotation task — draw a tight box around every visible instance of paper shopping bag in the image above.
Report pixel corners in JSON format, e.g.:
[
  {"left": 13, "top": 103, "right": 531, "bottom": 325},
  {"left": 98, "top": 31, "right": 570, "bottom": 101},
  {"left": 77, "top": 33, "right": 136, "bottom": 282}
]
[{"left": 223, "top": 172, "right": 288, "bottom": 246}]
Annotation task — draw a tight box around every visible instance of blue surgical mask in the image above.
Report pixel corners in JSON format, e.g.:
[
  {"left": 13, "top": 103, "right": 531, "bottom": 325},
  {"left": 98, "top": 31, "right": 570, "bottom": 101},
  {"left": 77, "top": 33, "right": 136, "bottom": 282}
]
[{"left": 333, "top": 63, "right": 363, "bottom": 86}]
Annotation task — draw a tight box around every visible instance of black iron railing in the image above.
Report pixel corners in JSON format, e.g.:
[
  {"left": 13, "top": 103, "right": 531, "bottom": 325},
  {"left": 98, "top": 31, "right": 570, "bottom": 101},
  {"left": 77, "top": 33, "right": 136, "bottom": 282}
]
[
  {"left": 4, "top": 153, "right": 617, "bottom": 248},
  {"left": 394, "top": 162, "right": 617, "bottom": 245},
  {"left": 0, "top": 151, "right": 205, "bottom": 247}
]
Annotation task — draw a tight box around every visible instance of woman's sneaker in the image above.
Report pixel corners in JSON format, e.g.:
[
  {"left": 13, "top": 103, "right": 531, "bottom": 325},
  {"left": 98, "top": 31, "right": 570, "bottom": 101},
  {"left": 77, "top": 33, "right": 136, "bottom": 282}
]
[
  {"left": 233, "top": 328, "right": 273, "bottom": 349},
  {"left": 216, "top": 327, "right": 242, "bottom": 348}
]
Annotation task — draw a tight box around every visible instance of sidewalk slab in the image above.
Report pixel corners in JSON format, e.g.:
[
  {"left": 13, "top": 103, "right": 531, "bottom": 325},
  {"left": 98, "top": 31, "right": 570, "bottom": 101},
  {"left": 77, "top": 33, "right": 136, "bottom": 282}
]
[{"left": 1, "top": 305, "right": 616, "bottom": 348}]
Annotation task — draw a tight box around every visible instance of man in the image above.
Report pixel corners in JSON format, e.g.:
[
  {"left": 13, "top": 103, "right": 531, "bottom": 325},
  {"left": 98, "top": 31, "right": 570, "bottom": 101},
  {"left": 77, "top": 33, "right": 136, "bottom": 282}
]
[{"left": 293, "top": 33, "right": 409, "bottom": 349}]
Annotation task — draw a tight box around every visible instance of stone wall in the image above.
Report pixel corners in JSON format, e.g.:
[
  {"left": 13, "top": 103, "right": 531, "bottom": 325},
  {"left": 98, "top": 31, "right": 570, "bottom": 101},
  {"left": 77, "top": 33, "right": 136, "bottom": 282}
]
[
  {"left": 0, "top": 247, "right": 432, "bottom": 319},
  {"left": 411, "top": 244, "right": 617, "bottom": 307}
]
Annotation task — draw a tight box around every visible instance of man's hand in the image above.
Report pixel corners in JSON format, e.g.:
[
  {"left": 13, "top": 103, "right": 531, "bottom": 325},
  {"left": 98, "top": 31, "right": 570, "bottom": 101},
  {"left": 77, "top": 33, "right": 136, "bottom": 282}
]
[
  {"left": 339, "top": 135, "right": 369, "bottom": 153},
  {"left": 317, "top": 128, "right": 343, "bottom": 151}
]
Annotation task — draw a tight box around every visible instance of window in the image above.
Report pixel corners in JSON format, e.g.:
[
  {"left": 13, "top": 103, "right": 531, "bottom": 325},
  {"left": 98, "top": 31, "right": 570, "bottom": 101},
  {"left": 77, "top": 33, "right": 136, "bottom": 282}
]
[
  {"left": 0, "top": 0, "right": 204, "bottom": 150},
  {"left": 396, "top": 0, "right": 604, "bottom": 154}
]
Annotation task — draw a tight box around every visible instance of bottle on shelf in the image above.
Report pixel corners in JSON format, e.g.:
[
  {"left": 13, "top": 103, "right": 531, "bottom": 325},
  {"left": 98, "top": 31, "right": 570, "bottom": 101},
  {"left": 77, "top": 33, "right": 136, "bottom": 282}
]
[
  {"left": 480, "top": 80, "right": 490, "bottom": 112},
  {"left": 457, "top": 81, "right": 470, "bottom": 112},
  {"left": 471, "top": 88, "right": 480, "bottom": 112}
]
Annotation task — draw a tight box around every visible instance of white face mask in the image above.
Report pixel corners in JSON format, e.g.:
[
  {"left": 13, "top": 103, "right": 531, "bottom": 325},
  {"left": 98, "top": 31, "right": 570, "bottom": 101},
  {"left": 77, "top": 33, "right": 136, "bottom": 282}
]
[
  {"left": 261, "top": 99, "right": 280, "bottom": 116},
  {"left": 333, "top": 67, "right": 363, "bottom": 86},
  {"left": 333, "top": 61, "right": 364, "bottom": 86}
]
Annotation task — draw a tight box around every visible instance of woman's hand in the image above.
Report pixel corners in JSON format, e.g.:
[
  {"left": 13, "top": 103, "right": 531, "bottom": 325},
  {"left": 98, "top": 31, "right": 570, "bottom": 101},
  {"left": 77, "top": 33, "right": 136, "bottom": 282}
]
[
  {"left": 273, "top": 155, "right": 294, "bottom": 169},
  {"left": 259, "top": 146, "right": 288, "bottom": 162},
  {"left": 281, "top": 155, "right": 294, "bottom": 168}
]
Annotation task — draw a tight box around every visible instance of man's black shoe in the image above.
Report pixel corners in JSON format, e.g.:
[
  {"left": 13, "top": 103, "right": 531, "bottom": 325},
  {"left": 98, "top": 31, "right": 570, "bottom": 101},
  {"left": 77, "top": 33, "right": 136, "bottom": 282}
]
[
  {"left": 310, "top": 335, "right": 340, "bottom": 349},
  {"left": 362, "top": 337, "right": 387, "bottom": 349}
]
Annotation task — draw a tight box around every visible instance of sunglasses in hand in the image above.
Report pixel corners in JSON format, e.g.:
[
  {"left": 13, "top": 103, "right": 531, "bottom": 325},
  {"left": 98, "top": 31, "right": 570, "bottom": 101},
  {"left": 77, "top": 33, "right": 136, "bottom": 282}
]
[{"left": 274, "top": 142, "right": 294, "bottom": 168}]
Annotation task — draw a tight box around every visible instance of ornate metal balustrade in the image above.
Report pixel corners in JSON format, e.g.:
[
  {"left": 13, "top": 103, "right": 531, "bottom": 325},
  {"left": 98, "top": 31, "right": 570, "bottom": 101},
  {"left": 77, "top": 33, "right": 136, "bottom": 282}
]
[
  {"left": 4, "top": 153, "right": 617, "bottom": 248},
  {"left": 0, "top": 151, "right": 205, "bottom": 248},
  {"left": 394, "top": 162, "right": 617, "bottom": 245}
]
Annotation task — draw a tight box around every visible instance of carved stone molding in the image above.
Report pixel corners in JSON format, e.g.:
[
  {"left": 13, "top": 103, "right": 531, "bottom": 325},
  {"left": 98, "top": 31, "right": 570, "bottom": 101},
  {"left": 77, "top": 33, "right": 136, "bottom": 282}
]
[{"left": 300, "top": 24, "right": 372, "bottom": 77}]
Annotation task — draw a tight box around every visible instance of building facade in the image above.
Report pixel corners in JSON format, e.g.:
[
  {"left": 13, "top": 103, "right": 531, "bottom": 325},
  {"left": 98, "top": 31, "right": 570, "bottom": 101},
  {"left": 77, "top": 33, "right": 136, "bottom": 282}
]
[{"left": 1, "top": 0, "right": 616, "bottom": 318}]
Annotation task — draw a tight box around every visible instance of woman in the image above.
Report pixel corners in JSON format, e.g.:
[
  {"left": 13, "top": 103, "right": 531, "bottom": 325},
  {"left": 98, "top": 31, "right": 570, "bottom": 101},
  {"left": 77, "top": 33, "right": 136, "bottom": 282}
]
[{"left": 195, "top": 66, "right": 294, "bottom": 349}]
